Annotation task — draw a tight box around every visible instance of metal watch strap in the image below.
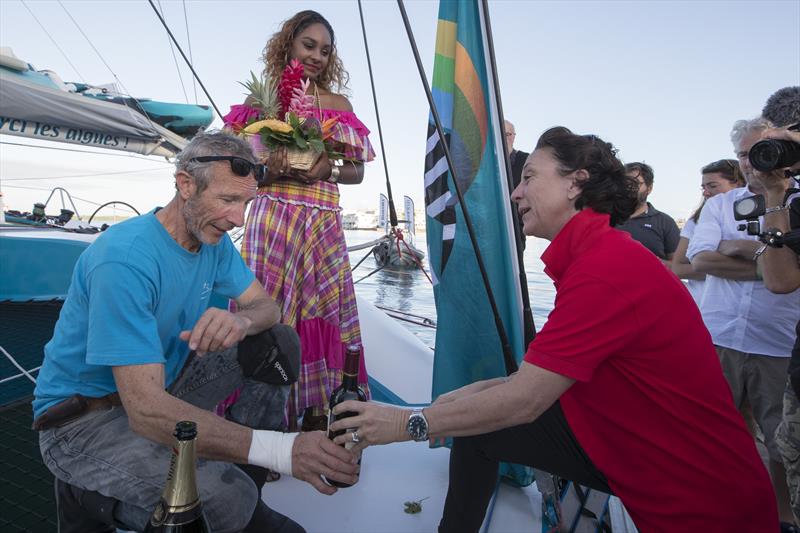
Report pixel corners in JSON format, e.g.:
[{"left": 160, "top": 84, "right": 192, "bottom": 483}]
[{"left": 764, "top": 205, "right": 787, "bottom": 215}]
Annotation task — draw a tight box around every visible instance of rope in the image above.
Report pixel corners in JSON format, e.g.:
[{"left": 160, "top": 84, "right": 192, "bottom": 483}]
[
  {"left": 56, "top": 0, "right": 159, "bottom": 136},
  {"left": 350, "top": 249, "right": 374, "bottom": 272},
  {"left": 0, "top": 366, "right": 42, "bottom": 385},
  {"left": 392, "top": 228, "right": 432, "bottom": 284},
  {"left": 356, "top": 0, "right": 399, "bottom": 229},
  {"left": 0, "top": 345, "right": 38, "bottom": 384},
  {"left": 182, "top": 0, "right": 198, "bottom": 104},
  {"left": 3, "top": 166, "right": 172, "bottom": 181},
  {"left": 346, "top": 234, "right": 391, "bottom": 252},
  {"left": 146, "top": 0, "right": 223, "bottom": 119},
  {"left": 0, "top": 141, "right": 174, "bottom": 163},
  {"left": 156, "top": 0, "right": 189, "bottom": 104},
  {"left": 353, "top": 264, "right": 388, "bottom": 285},
  {"left": 20, "top": 0, "right": 86, "bottom": 82}
]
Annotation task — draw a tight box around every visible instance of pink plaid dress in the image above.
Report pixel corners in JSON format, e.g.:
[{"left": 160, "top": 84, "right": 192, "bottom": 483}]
[{"left": 222, "top": 105, "right": 375, "bottom": 423}]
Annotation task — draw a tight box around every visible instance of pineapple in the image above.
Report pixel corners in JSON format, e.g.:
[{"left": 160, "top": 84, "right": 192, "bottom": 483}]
[{"left": 240, "top": 71, "right": 280, "bottom": 119}]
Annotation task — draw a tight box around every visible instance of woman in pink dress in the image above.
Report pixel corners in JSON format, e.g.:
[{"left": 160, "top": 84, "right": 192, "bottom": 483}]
[{"left": 223, "top": 10, "right": 374, "bottom": 433}]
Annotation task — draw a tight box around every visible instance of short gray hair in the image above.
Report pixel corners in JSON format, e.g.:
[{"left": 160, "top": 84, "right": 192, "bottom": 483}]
[
  {"left": 730, "top": 117, "right": 769, "bottom": 151},
  {"left": 175, "top": 131, "right": 256, "bottom": 192}
]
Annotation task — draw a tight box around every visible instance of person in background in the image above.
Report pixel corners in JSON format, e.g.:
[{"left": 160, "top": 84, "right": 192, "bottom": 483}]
[
  {"left": 222, "top": 10, "right": 375, "bottom": 437},
  {"left": 330, "top": 127, "right": 777, "bottom": 533},
  {"left": 688, "top": 117, "right": 800, "bottom": 527},
  {"left": 616, "top": 162, "right": 680, "bottom": 265},
  {"left": 757, "top": 85, "right": 800, "bottom": 531},
  {"left": 670, "top": 159, "right": 745, "bottom": 303},
  {"left": 505, "top": 119, "right": 529, "bottom": 251}
]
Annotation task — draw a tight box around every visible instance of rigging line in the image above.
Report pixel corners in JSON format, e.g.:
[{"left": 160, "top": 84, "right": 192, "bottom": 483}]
[
  {"left": 182, "top": 0, "right": 198, "bottom": 104},
  {"left": 156, "top": 0, "right": 189, "bottom": 104},
  {"left": 147, "top": 0, "right": 223, "bottom": 120},
  {"left": 0, "top": 346, "right": 37, "bottom": 384},
  {"left": 356, "top": 0, "right": 398, "bottom": 229},
  {"left": 480, "top": 0, "right": 536, "bottom": 346},
  {"left": 1, "top": 184, "right": 126, "bottom": 208},
  {"left": 55, "top": 0, "right": 161, "bottom": 136},
  {"left": 397, "top": 0, "right": 517, "bottom": 376},
  {"left": 0, "top": 140, "right": 173, "bottom": 163},
  {"left": 19, "top": 0, "right": 87, "bottom": 83},
  {"left": 4, "top": 166, "right": 172, "bottom": 181}
]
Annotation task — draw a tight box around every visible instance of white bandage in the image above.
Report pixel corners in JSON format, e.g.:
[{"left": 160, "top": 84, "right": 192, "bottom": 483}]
[{"left": 247, "top": 430, "right": 298, "bottom": 477}]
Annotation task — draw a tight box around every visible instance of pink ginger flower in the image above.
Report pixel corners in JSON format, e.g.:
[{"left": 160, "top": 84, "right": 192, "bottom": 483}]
[
  {"left": 288, "top": 78, "right": 315, "bottom": 120},
  {"left": 278, "top": 59, "right": 305, "bottom": 116}
]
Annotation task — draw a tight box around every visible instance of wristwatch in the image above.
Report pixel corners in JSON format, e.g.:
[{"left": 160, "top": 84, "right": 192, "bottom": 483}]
[{"left": 406, "top": 408, "right": 429, "bottom": 441}]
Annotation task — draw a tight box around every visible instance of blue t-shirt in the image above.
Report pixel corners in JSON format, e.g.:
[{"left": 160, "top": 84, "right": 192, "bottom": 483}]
[{"left": 33, "top": 211, "right": 255, "bottom": 418}]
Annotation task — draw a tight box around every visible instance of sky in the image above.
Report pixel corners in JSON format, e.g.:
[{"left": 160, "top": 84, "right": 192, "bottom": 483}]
[{"left": 1, "top": 0, "right": 799, "bottom": 221}]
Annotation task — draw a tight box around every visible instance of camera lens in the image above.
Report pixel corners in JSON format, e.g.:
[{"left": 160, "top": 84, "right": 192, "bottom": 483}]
[{"left": 749, "top": 139, "right": 800, "bottom": 171}]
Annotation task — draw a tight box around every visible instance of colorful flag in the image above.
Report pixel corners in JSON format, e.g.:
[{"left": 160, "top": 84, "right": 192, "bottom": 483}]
[{"left": 424, "top": 0, "right": 530, "bottom": 486}]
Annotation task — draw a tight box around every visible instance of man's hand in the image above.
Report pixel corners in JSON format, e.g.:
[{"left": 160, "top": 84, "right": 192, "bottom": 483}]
[
  {"left": 291, "top": 431, "right": 359, "bottom": 495},
  {"left": 717, "top": 239, "right": 761, "bottom": 260},
  {"left": 179, "top": 307, "right": 251, "bottom": 355}
]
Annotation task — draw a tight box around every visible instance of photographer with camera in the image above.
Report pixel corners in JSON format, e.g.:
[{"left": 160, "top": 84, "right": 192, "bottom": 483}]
[
  {"left": 687, "top": 115, "right": 799, "bottom": 528},
  {"left": 754, "top": 86, "right": 800, "bottom": 529}
]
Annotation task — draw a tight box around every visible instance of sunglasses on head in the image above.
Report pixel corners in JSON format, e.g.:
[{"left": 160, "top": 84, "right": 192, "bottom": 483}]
[{"left": 189, "top": 156, "right": 266, "bottom": 182}]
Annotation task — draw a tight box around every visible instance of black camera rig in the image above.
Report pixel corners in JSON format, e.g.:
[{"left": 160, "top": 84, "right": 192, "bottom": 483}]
[{"left": 733, "top": 186, "right": 800, "bottom": 254}]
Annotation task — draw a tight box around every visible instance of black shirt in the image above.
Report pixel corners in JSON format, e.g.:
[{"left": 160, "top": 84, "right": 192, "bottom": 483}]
[
  {"left": 510, "top": 149, "right": 529, "bottom": 251},
  {"left": 616, "top": 203, "right": 680, "bottom": 260}
]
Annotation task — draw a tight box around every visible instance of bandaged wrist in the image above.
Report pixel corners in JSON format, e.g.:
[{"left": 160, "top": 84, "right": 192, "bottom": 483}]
[{"left": 248, "top": 430, "right": 298, "bottom": 476}]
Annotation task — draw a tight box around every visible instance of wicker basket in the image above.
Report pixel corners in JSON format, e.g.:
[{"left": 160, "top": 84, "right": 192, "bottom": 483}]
[{"left": 247, "top": 134, "right": 322, "bottom": 171}]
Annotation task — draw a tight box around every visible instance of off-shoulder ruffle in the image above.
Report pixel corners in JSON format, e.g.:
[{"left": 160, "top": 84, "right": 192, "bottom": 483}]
[
  {"left": 222, "top": 104, "right": 261, "bottom": 130},
  {"left": 222, "top": 104, "right": 375, "bottom": 162}
]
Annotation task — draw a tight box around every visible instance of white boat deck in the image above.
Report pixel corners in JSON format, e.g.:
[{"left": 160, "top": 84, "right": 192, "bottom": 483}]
[{"left": 265, "top": 439, "right": 544, "bottom": 533}]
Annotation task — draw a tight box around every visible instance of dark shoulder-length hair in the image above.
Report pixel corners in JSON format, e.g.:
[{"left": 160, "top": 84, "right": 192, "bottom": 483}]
[
  {"left": 535, "top": 127, "right": 639, "bottom": 226},
  {"left": 690, "top": 159, "right": 744, "bottom": 222},
  {"left": 262, "top": 10, "right": 349, "bottom": 93}
]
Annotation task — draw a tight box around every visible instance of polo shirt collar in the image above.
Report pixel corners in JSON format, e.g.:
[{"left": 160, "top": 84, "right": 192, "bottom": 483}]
[{"left": 541, "top": 208, "right": 612, "bottom": 283}]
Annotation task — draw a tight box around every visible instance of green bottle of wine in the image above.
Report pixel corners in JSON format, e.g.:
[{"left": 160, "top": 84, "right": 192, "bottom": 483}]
[
  {"left": 144, "top": 421, "right": 210, "bottom": 532},
  {"left": 326, "top": 344, "right": 367, "bottom": 488}
]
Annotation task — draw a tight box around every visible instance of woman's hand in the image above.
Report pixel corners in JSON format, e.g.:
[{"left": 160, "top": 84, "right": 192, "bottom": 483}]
[
  {"left": 264, "top": 146, "right": 290, "bottom": 182},
  {"left": 292, "top": 152, "right": 332, "bottom": 185},
  {"left": 329, "top": 401, "right": 409, "bottom": 454}
]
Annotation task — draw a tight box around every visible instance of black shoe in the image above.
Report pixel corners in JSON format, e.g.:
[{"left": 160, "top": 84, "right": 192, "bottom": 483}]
[{"left": 55, "top": 478, "right": 117, "bottom": 533}]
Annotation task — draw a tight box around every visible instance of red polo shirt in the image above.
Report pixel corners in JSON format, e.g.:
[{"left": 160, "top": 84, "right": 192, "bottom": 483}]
[{"left": 524, "top": 209, "right": 776, "bottom": 532}]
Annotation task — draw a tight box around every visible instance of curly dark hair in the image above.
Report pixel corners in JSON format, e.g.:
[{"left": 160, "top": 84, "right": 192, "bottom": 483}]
[
  {"left": 535, "top": 127, "right": 639, "bottom": 227},
  {"left": 262, "top": 10, "right": 350, "bottom": 93}
]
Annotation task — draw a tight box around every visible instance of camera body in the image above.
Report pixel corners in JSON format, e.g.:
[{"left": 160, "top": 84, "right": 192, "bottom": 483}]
[{"left": 733, "top": 192, "right": 800, "bottom": 254}]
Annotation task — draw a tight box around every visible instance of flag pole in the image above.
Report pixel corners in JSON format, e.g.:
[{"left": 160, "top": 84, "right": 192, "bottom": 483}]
[
  {"left": 479, "top": 0, "right": 537, "bottom": 346},
  {"left": 396, "top": 0, "right": 517, "bottom": 375}
]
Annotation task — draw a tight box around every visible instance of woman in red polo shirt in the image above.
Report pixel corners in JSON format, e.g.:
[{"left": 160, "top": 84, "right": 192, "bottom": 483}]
[{"left": 330, "top": 127, "right": 778, "bottom": 532}]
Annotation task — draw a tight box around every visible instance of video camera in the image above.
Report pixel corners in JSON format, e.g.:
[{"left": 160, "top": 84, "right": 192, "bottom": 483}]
[
  {"left": 749, "top": 122, "right": 800, "bottom": 173},
  {"left": 734, "top": 190, "right": 800, "bottom": 254}
]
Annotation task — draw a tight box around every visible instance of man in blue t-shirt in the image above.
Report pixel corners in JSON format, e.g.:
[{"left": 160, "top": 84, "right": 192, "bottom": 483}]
[{"left": 33, "top": 132, "right": 358, "bottom": 533}]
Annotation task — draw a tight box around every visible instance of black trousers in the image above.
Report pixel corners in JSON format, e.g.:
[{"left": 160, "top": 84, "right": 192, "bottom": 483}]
[{"left": 438, "top": 401, "right": 611, "bottom": 533}]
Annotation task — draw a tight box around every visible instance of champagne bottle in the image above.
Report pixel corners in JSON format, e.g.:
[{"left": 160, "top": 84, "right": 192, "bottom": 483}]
[
  {"left": 326, "top": 344, "right": 367, "bottom": 488},
  {"left": 144, "top": 421, "right": 210, "bottom": 532}
]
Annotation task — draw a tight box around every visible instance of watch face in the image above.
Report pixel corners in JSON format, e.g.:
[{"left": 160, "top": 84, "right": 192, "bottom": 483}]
[{"left": 408, "top": 413, "right": 428, "bottom": 440}]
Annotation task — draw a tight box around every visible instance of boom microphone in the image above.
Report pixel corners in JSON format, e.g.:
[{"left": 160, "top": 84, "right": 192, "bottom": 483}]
[{"left": 762, "top": 86, "right": 800, "bottom": 127}]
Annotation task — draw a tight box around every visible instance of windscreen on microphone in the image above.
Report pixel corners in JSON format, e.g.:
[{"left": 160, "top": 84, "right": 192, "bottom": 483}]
[{"left": 762, "top": 86, "right": 800, "bottom": 127}]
